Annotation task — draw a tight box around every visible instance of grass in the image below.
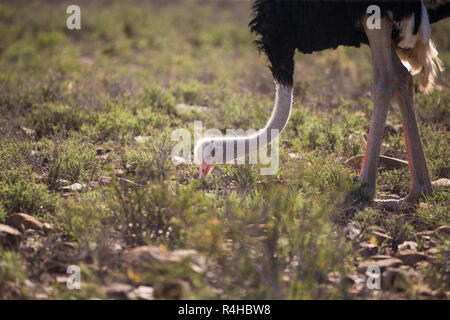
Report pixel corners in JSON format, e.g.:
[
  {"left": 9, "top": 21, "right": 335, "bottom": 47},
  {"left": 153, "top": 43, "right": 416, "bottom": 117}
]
[{"left": 0, "top": 0, "right": 448, "bottom": 300}]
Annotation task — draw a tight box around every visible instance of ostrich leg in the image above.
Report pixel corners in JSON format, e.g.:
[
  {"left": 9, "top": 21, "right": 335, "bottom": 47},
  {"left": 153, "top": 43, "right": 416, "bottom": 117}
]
[
  {"left": 378, "top": 40, "right": 433, "bottom": 209},
  {"left": 361, "top": 17, "right": 432, "bottom": 210},
  {"left": 359, "top": 18, "right": 395, "bottom": 199}
]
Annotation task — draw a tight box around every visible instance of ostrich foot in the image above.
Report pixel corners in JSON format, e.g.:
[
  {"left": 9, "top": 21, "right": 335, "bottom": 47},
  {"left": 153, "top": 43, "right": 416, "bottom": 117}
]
[
  {"left": 374, "top": 198, "right": 414, "bottom": 211},
  {"left": 374, "top": 185, "right": 432, "bottom": 211}
]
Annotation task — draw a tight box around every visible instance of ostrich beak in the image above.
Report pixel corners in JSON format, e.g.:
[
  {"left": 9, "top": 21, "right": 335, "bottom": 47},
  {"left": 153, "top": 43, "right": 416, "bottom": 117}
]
[{"left": 199, "top": 161, "right": 214, "bottom": 178}]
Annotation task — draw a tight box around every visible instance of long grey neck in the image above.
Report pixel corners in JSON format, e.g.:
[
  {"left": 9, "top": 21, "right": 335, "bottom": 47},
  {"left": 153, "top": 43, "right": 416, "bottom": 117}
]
[{"left": 220, "top": 82, "right": 293, "bottom": 163}]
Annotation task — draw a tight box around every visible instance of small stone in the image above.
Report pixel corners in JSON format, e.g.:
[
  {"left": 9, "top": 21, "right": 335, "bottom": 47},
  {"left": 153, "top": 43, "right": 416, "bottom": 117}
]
[
  {"left": 414, "top": 285, "right": 435, "bottom": 297},
  {"left": 344, "top": 222, "right": 361, "bottom": 240},
  {"left": 427, "top": 247, "right": 440, "bottom": 256},
  {"left": 414, "top": 260, "right": 430, "bottom": 269},
  {"left": 434, "top": 225, "right": 450, "bottom": 236},
  {"left": 134, "top": 136, "right": 151, "bottom": 143},
  {"left": 288, "top": 153, "right": 302, "bottom": 160},
  {"left": 61, "top": 183, "right": 85, "bottom": 192},
  {"left": 357, "top": 258, "right": 403, "bottom": 272},
  {"left": 35, "top": 293, "right": 49, "bottom": 300},
  {"left": 397, "top": 241, "right": 418, "bottom": 252},
  {"left": 127, "top": 286, "right": 154, "bottom": 300},
  {"left": 357, "top": 242, "right": 379, "bottom": 258},
  {"left": 397, "top": 250, "right": 429, "bottom": 266},
  {"left": 42, "top": 223, "right": 54, "bottom": 232},
  {"left": 431, "top": 178, "right": 450, "bottom": 188},
  {"left": 417, "top": 230, "right": 433, "bottom": 236},
  {"left": 121, "top": 246, "right": 206, "bottom": 274},
  {"left": 370, "top": 254, "right": 394, "bottom": 260},
  {"left": 105, "top": 283, "right": 133, "bottom": 299},
  {"left": 55, "top": 275, "right": 69, "bottom": 285},
  {"left": 0, "top": 224, "right": 22, "bottom": 247},
  {"left": 7, "top": 213, "right": 44, "bottom": 232}
]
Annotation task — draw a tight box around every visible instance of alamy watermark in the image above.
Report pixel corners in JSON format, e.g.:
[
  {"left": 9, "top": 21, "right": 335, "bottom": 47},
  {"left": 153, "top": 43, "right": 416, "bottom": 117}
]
[
  {"left": 366, "top": 265, "right": 381, "bottom": 290},
  {"left": 66, "top": 5, "right": 81, "bottom": 30},
  {"left": 66, "top": 265, "right": 81, "bottom": 290}
]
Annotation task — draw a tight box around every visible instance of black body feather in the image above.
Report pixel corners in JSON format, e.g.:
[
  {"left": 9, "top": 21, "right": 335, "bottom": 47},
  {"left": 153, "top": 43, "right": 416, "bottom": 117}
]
[{"left": 249, "top": 0, "right": 425, "bottom": 86}]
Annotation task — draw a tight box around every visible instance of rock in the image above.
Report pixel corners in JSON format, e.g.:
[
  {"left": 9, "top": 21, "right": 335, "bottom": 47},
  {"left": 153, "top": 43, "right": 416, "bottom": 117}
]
[
  {"left": 370, "top": 255, "right": 394, "bottom": 260},
  {"left": 127, "top": 286, "right": 154, "bottom": 300},
  {"left": 397, "top": 241, "right": 418, "bottom": 252},
  {"left": 344, "top": 154, "right": 408, "bottom": 171},
  {"left": 105, "top": 283, "right": 133, "bottom": 299},
  {"left": 55, "top": 275, "right": 69, "bottom": 285},
  {"left": 434, "top": 225, "right": 450, "bottom": 236},
  {"left": 357, "top": 242, "right": 379, "bottom": 258},
  {"left": 431, "top": 178, "right": 450, "bottom": 189},
  {"left": 414, "top": 260, "right": 430, "bottom": 269},
  {"left": 121, "top": 246, "right": 206, "bottom": 274},
  {"left": 0, "top": 224, "right": 22, "bottom": 247},
  {"left": 397, "top": 250, "right": 429, "bottom": 266},
  {"left": 288, "top": 153, "right": 302, "bottom": 160},
  {"left": 134, "top": 135, "right": 151, "bottom": 143},
  {"left": 6, "top": 213, "right": 46, "bottom": 232},
  {"left": 357, "top": 258, "right": 403, "bottom": 272},
  {"left": 344, "top": 222, "right": 361, "bottom": 241},
  {"left": 427, "top": 247, "right": 440, "bottom": 256},
  {"left": 42, "top": 223, "right": 53, "bottom": 232},
  {"left": 381, "top": 268, "right": 409, "bottom": 291},
  {"left": 414, "top": 285, "right": 436, "bottom": 297},
  {"left": 61, "top": 183, "right": 85, "bottom": 192},
  {"left": 417, "top": 230, "right": 434, "bottom": 236},
  {"left": 35, "top": 293, "right": 49, "bottom": 300}
]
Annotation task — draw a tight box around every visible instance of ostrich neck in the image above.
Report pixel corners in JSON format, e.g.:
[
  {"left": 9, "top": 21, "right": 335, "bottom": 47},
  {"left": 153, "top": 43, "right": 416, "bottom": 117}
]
[{"left": 221, "top": 83, "right": 293, "bottom": 163}]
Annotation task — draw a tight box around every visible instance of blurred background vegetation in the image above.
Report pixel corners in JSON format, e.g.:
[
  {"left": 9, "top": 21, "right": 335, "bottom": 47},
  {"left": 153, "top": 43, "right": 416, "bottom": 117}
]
[{"left": 0, "top": 0, "right": 448, "bottom": 299}]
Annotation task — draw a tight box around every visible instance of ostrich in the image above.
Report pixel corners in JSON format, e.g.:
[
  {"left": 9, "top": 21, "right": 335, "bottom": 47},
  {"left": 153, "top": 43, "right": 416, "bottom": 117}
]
[{"left": 194, "top": 0, "right": 449, "bottom": 209}]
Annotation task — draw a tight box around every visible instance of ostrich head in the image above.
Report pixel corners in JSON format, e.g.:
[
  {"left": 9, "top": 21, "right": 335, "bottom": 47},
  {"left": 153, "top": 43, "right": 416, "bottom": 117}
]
[{"left": 194, "top": 138, "right": 223, "bottom": 178}]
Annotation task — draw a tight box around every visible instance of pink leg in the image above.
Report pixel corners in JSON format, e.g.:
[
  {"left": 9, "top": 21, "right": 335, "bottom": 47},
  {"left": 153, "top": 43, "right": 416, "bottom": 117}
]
[
  {"left": 360, "top": 17, "right": 432, "bottom": 210},
  {"left": 377, "top": 70, "right": 432, "bottom": 209},
  {"left": 359, "top": 18, "right": 395, "bottom": 199}
]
